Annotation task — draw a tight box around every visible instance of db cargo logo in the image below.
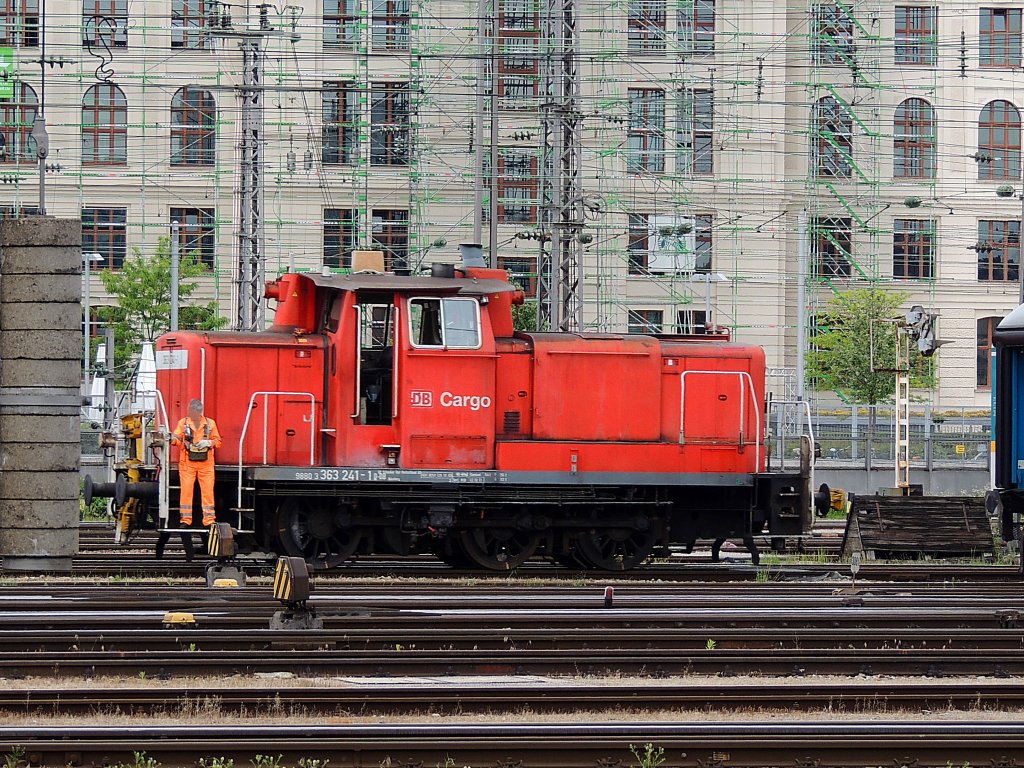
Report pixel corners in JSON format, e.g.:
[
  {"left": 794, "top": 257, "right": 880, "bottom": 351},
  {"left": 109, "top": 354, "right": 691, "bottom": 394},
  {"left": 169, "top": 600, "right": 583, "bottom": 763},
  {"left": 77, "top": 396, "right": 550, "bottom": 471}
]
[
  {"left": 410, "top": 390, "right": 433, "bottom": 407},
  {"left": 410, "top": 390, "right": 493, "bottom": 411}
]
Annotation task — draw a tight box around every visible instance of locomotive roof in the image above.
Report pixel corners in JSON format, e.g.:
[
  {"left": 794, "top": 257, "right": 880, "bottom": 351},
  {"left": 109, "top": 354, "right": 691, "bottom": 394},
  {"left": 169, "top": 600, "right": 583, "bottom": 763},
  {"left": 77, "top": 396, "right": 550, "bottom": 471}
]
[
  {"left": 303, "top": 272, "right": 516, "bottom": 295},
  {"left": 994, "top": 304, "right": 1024, "bottom": 347}
]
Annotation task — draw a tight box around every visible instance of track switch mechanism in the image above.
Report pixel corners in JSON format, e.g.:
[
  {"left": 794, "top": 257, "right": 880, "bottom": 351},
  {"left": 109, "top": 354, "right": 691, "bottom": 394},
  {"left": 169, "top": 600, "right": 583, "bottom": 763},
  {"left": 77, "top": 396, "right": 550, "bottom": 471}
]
[
  {"left": 205, "top": 522, "right": 246, "bottom": 587},
  {"left": 270, "top": 556, "right": 322, "bottom": 630}
]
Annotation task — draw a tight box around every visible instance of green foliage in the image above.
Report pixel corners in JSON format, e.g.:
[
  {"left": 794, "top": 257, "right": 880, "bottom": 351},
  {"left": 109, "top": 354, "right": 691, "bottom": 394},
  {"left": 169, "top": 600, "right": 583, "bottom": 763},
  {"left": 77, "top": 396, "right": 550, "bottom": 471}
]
[
  {"left": 127, "top": 752, "right": 160, "bottom": 768},
  {"left": 199, "top": 759, "right": 234, "bottom": 768},
  {"left": 629, "top": 744, "right": 666, "bottom": 768},
  {"left": 98, "top": 236, "right": 226, "bottom": 382},
  {"left": 79, "top": 481, "right": 110, "bottom": 522},
  {"left": 252, "top": 757, "right": 284, "bottom": 768},
  {"left": 3, "top": 747, "right": 25, "bottom": 768},
  {"left": 807, "top": 288, "right": 934, "bottom": 404},
  {"left": 512, "top": 299, "right": 539, "bottom": 332}
]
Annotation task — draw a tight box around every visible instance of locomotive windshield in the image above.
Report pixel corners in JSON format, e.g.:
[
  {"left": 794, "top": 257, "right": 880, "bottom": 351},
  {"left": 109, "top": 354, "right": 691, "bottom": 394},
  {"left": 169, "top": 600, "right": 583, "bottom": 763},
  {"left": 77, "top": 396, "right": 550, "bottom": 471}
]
[{"left": 409, "top": 297, "right": 481, "bottom": 349}]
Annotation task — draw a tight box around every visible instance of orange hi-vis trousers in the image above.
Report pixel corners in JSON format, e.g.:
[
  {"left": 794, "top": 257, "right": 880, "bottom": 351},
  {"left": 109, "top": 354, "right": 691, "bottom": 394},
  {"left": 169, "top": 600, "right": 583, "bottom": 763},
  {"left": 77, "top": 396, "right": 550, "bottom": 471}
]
[{"left": 179, "top": 460, "right": 216, "bottom": 527}]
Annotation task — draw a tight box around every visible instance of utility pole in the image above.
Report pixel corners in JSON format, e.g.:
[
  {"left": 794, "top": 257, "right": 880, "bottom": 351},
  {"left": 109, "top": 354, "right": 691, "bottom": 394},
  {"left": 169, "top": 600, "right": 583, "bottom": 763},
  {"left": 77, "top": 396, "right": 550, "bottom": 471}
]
[
  {"left": 208, "top": 2, "right": 299, "bottom": 332},
  {"left": 538, "top": 0, "right": 582, "bottom": 331}
]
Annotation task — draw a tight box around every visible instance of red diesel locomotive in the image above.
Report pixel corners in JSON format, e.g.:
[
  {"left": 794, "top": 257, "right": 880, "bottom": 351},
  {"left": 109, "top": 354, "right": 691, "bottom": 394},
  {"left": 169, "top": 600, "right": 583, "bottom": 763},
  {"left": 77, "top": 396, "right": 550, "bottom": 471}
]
[{"left": 129, "top": 259, "right": 813, "bottom": 571}]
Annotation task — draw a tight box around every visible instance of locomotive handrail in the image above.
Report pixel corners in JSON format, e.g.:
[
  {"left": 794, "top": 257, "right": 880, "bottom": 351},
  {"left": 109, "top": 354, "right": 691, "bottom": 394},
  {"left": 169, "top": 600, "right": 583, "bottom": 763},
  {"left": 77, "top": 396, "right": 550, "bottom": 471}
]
[
  {"left": 351, "top": 305, "right": 361, "bottom": 419},
  {"left": 132, "top": 388, "right": 172, "bottom": 526},
  {"left": 237, "top": 390, "right": 317, "bottom": 508},
  {"left": 392, "top": 304, "right": 400, "bottom": 420},
  {"left": 768, "top": 398, "right": 816, "bottom": 519},
  {"left": 678, "top": 370, "right": 760, "bottom": 470}
]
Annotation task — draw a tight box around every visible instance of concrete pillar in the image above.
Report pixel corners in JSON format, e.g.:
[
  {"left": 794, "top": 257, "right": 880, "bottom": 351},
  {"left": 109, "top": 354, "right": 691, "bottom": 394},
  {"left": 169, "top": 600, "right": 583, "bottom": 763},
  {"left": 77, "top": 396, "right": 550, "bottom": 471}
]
[{"left": 0, "top": 217, "right": 81, "bottom": 571}]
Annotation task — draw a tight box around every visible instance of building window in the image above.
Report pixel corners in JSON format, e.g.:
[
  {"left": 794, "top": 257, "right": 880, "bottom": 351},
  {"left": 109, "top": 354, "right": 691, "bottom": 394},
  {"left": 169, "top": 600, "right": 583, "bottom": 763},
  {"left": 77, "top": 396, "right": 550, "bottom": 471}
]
[
  {"left": 498, "top": 150, "right": 538, "bottom": 223},
  {"left": 325, "top": 0, "right": 359, "bottom": 47},
  {"left": 0, "top": 81, "right": 37, "bottom": 163},
  {"left": 628, "top": 309, "right": 663, "bottom": 334},
  {"left": 978, "top": 316, "right": 1003, "bottom": 388},
  {"left": 371, "top": 0, "right": 409, "bottom": 50},
  {"left": 83, "top": 1, "right": 127, "bottom": 48},
  {"left": 0, "top": 205, "right": 37, "bottom": 218},
  {"left": 370, "top": 83, "right": 409, "bottom": 166},
  {"left": 894, "top": 98, "right": 935, "bottom": 178},
  {"left": 0, "top": 1, "right": 38, "bottom": 46},
  {"left": 628, "top": 0, "right": 666, "bottom": 52},
  {"left": 977, "top": 220, "right": 1020, "bottom": 282},
  {"left": 171, "top": 0, "right": 209, "bottom": 49},
  {"left": 678, "top": 0, "right": 714, "bottom": 54},
  {"left": 812, "top": 96, "right": 852, "bottom": 178},
  {"left": 81, "top": 83, "right": 127, "bottom": 165},
  {"left": 627, "top": 88, "right": 665, "bottom": 174},
  {"left": 627, "top": 213, "right": 710, "bottom": 273},
  {"left": 978, "top": 100, "right": 1021, "bottom": 181},
  {"left": 676, "top": 309, "right": 707, "bottom": 334},
  {"left": 500, "top": 0, "right": 538, "bottom": 29},
  {"left": 82, "top": 207, "right": 127, "bottom": 270},
  {"left": 498, "top": 34, "right": 539, "bottom": 104},
  {"left": 371, "top": 209, "right": 408, "bottom": 271},
  {"left": 323, "top": 209, "right": 357, "bottom": 270},
  {"left": 677, "top": 88, "right": 713, "bottom": 175},
  {"left": 895, "top": 6, "right": 936, "bottom": 65},
  {"left": 170, "top": 207, "right": 216, "bottom": 267},
  {"left": 893, "top": 219, "right": 934, "bottom": 279},
  {"left": 170, "top": 87, "right": 216, "bottom": 166},
  {"left": 812, "top": 217, "right": 852, "bottom": 277},
  {"left": 499, "top": 255, "right": 537, "bottom": 294},
  {"left": 628, "top": 214, "right": 649, "bottom": 274},
  {"left": 981, "top": 8, "right": 1022, "bottom": 67},
  {"left": 323, "top": 82, "right": 360, "bottom": 164},
  {"left": 694, "top": 214, "right": 712, "bottom": 271},
  {"left": 811, "top": 4, "right": 854, "bottom": 65}
]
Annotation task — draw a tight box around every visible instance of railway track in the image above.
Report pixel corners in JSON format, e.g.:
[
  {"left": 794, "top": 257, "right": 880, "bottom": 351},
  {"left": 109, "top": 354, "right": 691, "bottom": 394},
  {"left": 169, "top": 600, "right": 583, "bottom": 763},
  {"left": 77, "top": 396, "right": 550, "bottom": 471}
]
[
  {"left": 1, "top": 582, "right": 1024, "bottom": 677},
  {"left": 3, "top": 723, "right": 1023, "bottom": 768},
  {"left": 4, "top": 680, "right": 1024, "bottom": 715}
]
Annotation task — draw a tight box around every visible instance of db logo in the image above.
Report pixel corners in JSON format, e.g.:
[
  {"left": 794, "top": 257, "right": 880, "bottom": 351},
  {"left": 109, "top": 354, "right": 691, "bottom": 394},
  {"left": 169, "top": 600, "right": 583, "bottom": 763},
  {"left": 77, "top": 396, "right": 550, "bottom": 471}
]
[{"left": 410, "top": 390, "right": 433, "bottom": 407}]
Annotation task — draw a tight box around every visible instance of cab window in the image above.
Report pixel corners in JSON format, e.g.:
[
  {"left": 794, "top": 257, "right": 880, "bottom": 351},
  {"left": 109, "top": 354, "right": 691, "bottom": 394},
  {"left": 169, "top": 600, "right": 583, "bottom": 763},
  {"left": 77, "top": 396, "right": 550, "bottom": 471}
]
[{"left": 409, "top": 297, "right": 481, "bottom": 349}]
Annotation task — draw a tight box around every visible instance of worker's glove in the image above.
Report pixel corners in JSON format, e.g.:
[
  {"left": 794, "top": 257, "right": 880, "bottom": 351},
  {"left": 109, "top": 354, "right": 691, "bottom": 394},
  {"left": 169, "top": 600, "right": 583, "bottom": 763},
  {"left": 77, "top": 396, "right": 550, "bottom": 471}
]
[{"left": 195, "top": 439, "right": 212, "bottom": 450}]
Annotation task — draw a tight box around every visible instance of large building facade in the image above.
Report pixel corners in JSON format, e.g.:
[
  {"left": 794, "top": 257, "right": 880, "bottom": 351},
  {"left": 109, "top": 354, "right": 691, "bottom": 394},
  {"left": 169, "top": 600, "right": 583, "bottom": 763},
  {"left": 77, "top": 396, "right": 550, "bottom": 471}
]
[{"left": 0, "top": 1, "right": 1019, "bottom": 407}]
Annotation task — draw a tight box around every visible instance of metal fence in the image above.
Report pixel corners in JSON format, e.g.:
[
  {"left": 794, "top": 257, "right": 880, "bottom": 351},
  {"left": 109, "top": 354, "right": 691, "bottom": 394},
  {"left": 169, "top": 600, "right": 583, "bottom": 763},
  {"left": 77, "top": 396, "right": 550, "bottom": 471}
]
[{"left": 775, "top": 405, "right": 991, "bottom": 470}]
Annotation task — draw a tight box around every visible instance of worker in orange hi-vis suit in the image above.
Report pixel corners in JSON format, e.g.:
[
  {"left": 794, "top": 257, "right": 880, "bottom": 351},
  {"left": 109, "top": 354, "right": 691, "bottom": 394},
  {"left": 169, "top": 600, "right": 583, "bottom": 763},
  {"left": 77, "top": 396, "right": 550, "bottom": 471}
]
[{"left": 171, "top": 398, "right": 223, "bottom": 527}]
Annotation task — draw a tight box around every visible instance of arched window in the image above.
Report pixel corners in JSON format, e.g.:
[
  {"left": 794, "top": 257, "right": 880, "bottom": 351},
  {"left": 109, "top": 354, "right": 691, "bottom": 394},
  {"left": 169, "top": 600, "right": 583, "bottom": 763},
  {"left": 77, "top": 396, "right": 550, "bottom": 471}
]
[
  {"left": 0, "top": 82, "right": 38, "bottom": 163},
  {"left": 82, "top": 83, "right": 127, "bottom": 165},
  {"left": 978, "top": 100, "right": 1021, "bottom": 181},
  {"left": 812, "top": 96, "right": 852, "bottom": 177},
  {"left": 978, "top": 316, "right": 1005, "bottom": 388},
  {"left": 171, "top": 87, "right": 216, "bottom": 166},
  {"left": 894, "top": 98, "right": 935, "bottom": 178}
]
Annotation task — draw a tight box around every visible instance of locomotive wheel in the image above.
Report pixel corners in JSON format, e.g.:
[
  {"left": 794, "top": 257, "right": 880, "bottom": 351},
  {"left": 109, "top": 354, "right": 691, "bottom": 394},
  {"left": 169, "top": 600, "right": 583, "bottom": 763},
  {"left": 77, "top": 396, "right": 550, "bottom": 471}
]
[
  {"left": 458, "top": 527, "right": 539, "bottom": 571},
  {"left": 574, "top": 527, "right": 657, "bottom": 571},
  {"left": 276, "top": 499, "right": 363, "bottom": 569}
]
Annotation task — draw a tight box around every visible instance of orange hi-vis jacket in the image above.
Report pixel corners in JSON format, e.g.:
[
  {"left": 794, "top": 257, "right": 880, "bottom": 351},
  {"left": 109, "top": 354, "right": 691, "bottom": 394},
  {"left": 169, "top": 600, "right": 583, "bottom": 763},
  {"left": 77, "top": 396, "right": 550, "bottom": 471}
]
[{"left": 172, "top": 415, "right": 223, "bottom": 465}]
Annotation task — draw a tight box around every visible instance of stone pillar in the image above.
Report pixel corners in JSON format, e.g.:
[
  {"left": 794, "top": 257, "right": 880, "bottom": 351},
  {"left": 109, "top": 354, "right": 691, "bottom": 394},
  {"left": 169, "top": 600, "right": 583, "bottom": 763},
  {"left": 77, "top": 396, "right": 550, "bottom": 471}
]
[{"left": 0, "top": 217, "right": 81, "bottom": 571}]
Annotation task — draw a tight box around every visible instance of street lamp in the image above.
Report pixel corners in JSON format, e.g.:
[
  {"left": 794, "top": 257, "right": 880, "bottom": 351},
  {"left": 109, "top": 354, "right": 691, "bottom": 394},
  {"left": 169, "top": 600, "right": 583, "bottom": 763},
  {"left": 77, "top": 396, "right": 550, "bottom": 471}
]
[
  {"left": 689, "top": 271, "right": 728, "bottom": 332},
  {"left": 83, "top": 252, "right": 103, "bottom": 409}
]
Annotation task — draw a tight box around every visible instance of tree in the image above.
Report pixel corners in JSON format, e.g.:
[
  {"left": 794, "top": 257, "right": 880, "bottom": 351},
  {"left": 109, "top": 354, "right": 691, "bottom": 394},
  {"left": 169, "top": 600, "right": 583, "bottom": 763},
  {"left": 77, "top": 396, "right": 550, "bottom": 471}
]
[
  {"left": 807, "top": 287, "right": 911, "bottom": 405},
  {"left": 98, "top": 237, "right": 226, "bottom": 381},
  {"left": 512, "top": 300, "right": 538, "bottom": 332}
]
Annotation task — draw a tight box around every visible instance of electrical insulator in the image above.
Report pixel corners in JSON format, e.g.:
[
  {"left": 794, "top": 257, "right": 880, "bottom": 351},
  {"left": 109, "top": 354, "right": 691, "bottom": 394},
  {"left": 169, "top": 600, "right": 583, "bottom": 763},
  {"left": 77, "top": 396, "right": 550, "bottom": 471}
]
[
  {"left": 304, "top": 150, "right": 314, "bottom": 171},
  {"left": 286, "top": 150, "right": 296, "bottom": 172}
]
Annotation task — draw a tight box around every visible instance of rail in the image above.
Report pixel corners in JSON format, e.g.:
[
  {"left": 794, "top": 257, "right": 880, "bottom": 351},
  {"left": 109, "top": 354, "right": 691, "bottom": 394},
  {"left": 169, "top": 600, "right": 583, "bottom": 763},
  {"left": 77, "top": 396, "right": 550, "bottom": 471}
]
[
  {"left": 679, "top": 370, "right": 760, "bottom": 470},
  {"left": 237, "top": 391, "right": 317, "bottom": 507}
]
